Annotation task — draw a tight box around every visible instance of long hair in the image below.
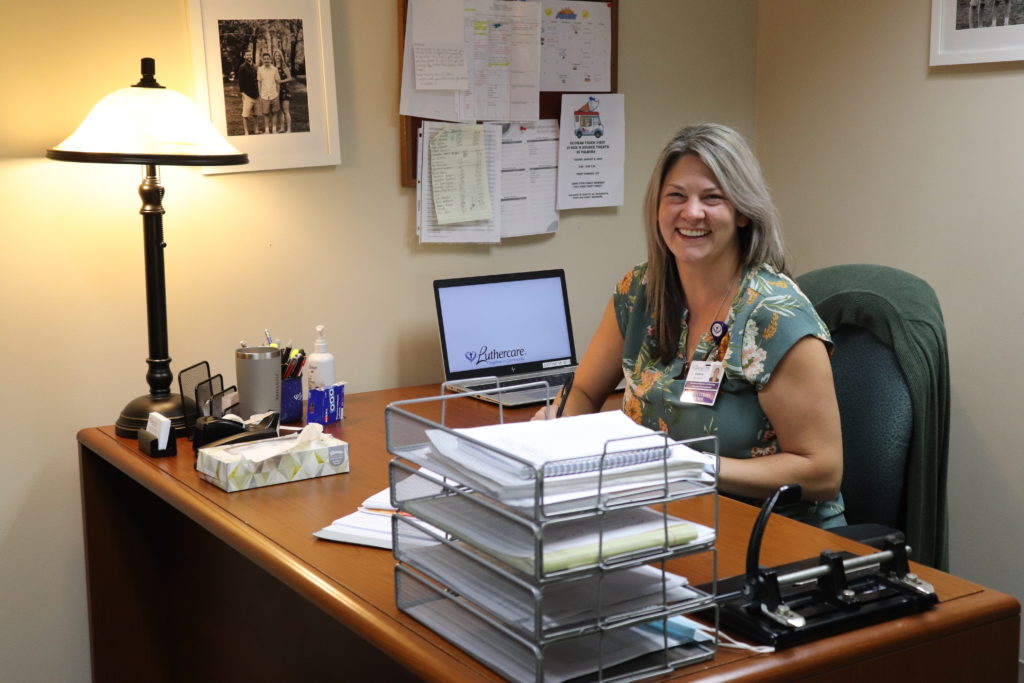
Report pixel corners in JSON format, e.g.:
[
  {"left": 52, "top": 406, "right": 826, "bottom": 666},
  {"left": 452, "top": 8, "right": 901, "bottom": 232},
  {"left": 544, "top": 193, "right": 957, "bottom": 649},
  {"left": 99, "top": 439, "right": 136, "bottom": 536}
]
[{"left": 642, "top": 123, "right": 786, "bottom": 363}]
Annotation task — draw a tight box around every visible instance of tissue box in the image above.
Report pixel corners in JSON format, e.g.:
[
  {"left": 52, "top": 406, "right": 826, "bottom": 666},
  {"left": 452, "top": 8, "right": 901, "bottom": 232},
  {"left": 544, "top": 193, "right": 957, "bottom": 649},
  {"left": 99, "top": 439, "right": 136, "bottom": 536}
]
[
  {"left": 308, "top": 381, "right": 345, "bottom": 425},
  {"left": 197, "top": 433, "right": 349, "bottom": 492}
]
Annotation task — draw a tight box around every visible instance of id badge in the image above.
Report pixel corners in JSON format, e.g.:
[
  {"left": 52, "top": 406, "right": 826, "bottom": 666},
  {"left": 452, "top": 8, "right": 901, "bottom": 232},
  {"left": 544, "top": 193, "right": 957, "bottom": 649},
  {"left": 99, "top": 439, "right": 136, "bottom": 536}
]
[{"left": 680, "top": 361, "right": 724, "bottom": 406}]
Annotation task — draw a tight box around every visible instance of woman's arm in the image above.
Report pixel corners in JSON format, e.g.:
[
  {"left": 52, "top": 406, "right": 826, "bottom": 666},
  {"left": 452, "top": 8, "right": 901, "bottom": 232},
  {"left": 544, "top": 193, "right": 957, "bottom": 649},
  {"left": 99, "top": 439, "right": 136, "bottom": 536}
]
[
  {"left": 717, "top": 336, "right": 843, "bottom": 502},
  {"left": 534, "top": 297, "right": 624, "bottom": 419}
]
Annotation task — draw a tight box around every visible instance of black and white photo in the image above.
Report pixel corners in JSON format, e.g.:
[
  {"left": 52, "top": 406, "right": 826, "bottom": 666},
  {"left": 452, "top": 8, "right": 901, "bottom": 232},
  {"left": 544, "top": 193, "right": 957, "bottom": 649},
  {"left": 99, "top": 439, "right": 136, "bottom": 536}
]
[
  {"left": 956, "top": 0, "right": 1023, "bottom": 29},
  {"left": 189, "top": 0, "right": 340, "bottom": 173},
  {"left": 218, "top": 19, "right": 310, "bottom": 136}
]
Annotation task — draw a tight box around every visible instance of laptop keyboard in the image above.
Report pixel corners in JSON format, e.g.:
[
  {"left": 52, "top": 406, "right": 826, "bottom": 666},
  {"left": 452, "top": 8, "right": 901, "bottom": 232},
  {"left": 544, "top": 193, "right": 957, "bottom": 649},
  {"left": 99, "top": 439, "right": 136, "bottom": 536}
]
[{"left": 463, "top": 371, "right": 573, "bottom": 393}]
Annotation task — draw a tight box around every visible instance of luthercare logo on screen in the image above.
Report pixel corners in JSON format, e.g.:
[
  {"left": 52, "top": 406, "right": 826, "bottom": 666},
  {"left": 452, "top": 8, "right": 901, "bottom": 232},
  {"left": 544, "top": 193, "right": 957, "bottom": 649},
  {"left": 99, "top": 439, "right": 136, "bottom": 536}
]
[{"left": 464, "top": 345, "right": 526, "bottom": 365}]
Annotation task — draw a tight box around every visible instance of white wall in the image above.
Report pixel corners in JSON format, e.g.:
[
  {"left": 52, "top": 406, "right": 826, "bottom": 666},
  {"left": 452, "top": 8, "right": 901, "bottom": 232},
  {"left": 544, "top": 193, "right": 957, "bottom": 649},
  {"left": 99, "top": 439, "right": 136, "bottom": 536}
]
[
  {"left": 0, "top": 1, "right": 757, "bottom": 679},
  {"left": 756, "top": 0, "right": 1024, "bottom": 661}
]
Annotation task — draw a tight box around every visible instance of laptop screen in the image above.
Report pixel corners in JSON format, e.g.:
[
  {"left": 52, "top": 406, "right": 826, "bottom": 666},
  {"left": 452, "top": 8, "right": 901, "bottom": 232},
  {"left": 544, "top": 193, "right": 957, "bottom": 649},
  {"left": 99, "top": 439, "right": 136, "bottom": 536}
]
[{"left": 434, "top": 270, "right": 577, "bottom": 381}]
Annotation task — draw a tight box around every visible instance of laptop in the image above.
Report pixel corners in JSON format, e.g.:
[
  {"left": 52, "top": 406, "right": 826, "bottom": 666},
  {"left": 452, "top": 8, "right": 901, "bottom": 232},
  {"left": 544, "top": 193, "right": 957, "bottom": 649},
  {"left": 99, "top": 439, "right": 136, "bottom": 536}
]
[{"left": 434, "top": 269, "right": 577, "bottom": 406}]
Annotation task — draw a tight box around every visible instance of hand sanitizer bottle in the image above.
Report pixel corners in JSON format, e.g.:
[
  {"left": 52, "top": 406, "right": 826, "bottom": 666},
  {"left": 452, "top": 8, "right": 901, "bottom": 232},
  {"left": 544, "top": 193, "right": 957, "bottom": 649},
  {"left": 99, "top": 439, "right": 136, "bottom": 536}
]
[{"left": 307, "top": 325, "right": 336, "bottom": 390}]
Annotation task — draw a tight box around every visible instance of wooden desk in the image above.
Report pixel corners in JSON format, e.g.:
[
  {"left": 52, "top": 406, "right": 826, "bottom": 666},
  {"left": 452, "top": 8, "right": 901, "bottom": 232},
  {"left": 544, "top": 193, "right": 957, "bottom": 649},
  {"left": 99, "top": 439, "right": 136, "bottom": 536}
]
[{"left": 78, "top": 385, "right": 1019, "bottom": 682}]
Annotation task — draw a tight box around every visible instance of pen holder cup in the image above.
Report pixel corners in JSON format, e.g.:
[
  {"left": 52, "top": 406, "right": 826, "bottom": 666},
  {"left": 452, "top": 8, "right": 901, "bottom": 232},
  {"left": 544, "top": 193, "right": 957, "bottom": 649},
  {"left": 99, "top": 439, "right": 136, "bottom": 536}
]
[
  {"left": 280, "top": 376, "right": 303, "bottom": 424},
  {"left": 235, "top": 346, "right": 282, "bottom": 419}
]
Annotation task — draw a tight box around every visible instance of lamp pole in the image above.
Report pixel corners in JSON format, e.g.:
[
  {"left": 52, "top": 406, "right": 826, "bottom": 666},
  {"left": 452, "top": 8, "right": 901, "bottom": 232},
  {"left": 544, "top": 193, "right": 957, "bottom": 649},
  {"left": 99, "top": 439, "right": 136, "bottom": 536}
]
[{"left": 115, "top": 164, "right": 187, "bottom": 437}]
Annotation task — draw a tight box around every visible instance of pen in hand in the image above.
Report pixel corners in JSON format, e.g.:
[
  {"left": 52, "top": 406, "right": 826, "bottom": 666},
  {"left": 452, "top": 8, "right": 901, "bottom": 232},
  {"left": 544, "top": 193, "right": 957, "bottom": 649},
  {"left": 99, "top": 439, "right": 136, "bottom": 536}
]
[{"left": 555, "top": 373, "right": 575, "bottom": 418}]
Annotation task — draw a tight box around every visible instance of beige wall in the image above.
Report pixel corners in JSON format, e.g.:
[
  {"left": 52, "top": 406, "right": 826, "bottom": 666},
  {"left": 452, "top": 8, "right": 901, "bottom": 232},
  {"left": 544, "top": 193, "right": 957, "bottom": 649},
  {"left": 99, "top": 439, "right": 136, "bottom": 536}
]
[
  {"left": 0, "top": 1, "right": 756, "bottom": 679},
  {"left": 756, "top": 0, "right": 1024, "bottom": 661}
]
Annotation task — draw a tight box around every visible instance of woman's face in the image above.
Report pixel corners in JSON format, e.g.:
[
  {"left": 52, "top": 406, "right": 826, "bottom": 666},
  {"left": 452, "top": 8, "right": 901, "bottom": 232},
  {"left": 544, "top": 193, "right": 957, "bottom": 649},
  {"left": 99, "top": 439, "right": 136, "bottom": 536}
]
[{"left": 657, "top": 153, "right": 747, "bottom": 271}]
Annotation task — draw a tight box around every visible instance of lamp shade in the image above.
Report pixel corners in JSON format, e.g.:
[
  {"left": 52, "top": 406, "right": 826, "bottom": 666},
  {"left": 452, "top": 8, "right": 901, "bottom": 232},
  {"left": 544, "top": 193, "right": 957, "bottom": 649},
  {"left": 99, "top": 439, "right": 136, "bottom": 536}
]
[{"left": 47, "top": 60, "right": 247, "bottom": 167}]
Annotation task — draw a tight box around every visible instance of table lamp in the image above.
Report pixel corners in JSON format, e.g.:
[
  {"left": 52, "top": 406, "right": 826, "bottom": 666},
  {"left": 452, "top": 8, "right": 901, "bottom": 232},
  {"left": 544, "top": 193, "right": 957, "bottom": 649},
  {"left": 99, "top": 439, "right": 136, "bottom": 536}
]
[{"left": 47, "top": 58, "right": 248, "bottom": 438}]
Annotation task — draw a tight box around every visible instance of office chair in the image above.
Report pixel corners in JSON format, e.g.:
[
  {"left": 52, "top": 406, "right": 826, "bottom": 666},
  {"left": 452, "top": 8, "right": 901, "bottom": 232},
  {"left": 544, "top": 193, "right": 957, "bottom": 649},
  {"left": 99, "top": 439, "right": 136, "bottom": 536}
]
[{"left": 796, "top": 264, "right": 950, "bottom": 570}]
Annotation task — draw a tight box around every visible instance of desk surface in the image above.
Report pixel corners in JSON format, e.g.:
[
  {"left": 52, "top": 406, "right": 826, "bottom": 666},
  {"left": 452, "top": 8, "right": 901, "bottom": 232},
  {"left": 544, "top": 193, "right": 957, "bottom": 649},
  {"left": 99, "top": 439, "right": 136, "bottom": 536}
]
[{"left": 78, "top": 385, "right": 1020, "bottom": 682}]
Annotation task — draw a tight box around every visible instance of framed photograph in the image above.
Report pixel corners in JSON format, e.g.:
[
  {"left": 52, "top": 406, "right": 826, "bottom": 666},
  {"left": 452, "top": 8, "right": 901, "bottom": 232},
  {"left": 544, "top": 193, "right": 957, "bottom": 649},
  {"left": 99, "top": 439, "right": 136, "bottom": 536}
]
[
  {"left": 187, "top": 0, "right": 340, "bottom": 173},
  {"left": 930, "top": 0, "right": 1024, "bottom": 65}
]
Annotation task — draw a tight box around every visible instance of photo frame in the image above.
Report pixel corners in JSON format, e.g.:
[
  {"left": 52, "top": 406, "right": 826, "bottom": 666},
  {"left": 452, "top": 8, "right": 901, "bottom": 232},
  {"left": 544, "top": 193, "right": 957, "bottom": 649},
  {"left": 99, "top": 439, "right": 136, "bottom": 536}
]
[
  {"left": 930, "top": 0, "right": 1024, "bottom": 65},
  {"left": 187, "top": 0, "right": 340, "bottom": 173}
]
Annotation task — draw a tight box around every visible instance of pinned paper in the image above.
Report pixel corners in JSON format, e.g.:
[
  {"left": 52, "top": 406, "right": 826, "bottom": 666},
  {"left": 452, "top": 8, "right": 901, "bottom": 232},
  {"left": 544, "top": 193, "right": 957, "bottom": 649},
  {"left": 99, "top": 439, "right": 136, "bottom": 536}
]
[
  {"left": 430, "top": 125, "right": 492, "bottom": 224},
  {"left": 413, "top": 42, "right": 469, "bottom": 90}
]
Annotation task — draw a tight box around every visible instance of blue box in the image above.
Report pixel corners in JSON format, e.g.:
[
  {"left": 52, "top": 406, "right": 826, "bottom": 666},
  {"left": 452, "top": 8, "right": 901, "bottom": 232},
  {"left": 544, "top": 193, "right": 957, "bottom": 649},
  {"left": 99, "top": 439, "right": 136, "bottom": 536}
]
[
  {"left": 280, "top": 376, "right": 303, "bottom": 423},
  {"left": 308, "top": 381, "right": 345, "bottom": 425}
]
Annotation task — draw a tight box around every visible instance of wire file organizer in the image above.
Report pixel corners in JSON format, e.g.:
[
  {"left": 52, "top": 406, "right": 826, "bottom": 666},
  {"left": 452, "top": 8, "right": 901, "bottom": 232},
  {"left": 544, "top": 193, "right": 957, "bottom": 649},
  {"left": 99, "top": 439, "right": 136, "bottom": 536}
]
[{"left": 385, "top": 388, "right": 721, "bottom": 682}]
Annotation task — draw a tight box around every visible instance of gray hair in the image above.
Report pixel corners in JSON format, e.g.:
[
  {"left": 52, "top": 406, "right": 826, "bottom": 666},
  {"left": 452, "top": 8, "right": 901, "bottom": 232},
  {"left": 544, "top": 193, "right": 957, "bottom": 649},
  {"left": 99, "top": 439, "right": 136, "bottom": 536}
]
[{"left": 641, "top": 123, "right": 787, "bottom": 362}]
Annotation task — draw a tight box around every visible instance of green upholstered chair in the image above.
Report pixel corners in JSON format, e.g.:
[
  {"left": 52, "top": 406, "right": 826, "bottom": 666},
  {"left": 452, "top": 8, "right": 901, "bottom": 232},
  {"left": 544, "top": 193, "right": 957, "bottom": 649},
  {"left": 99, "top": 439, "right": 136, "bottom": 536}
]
[{"left": 796, "top": 265, "right": 950, "bottom": 570}]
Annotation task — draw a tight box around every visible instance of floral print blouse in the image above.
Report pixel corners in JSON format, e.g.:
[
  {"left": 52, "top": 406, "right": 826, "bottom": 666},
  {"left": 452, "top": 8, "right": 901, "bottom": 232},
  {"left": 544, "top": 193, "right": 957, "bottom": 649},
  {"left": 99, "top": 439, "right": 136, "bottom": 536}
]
[{"left": 613, "top": 262, "right": 845, "bottom": 527}]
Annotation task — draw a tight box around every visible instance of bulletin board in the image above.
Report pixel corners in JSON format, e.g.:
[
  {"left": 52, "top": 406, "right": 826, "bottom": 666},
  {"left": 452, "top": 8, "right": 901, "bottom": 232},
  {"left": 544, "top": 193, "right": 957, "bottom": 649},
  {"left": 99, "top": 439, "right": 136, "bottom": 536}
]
[{"left": 398, "top": 0, "right": 619, "bottom": 188}]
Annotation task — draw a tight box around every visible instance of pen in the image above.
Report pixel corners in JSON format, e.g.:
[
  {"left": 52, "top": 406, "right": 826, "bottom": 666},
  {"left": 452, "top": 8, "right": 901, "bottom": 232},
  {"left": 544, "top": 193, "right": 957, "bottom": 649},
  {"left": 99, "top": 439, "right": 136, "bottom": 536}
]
[
  {"left": 284, "top": 353, "right": 298, "bottom": 379},
  {"left": 555, "top": 373, "right": 575, "bottom": 418}
]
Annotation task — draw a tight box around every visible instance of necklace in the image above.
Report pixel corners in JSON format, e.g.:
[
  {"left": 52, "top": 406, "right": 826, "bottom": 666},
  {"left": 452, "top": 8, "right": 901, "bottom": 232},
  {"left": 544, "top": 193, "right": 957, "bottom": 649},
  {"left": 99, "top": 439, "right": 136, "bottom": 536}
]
[
  {"left": 709, "top": 267, "right": 744, "bottom": 347},
  {"left": 709, "top": 274, "right": 736, "bottom": 333},
  {"left": 678, "top": 268, "right": 743, "bottom": 379}
]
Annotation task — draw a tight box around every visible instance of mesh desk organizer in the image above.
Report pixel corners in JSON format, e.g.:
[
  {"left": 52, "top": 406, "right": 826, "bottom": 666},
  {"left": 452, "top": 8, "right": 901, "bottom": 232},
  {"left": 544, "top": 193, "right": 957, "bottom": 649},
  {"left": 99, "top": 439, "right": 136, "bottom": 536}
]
[{"left": 385, "top": 386, "right": 720, "bottom": 683}]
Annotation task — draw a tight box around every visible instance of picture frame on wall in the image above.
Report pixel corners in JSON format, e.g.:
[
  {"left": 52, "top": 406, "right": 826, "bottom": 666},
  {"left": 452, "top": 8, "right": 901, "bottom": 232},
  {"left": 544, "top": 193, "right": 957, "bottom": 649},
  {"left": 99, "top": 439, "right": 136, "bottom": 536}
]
[
  {"left": 930, "top": 0, "right": 1024, "bottom": 65},
  {"left": 187, "top": 0, "right": 340, "bottom": 173}
]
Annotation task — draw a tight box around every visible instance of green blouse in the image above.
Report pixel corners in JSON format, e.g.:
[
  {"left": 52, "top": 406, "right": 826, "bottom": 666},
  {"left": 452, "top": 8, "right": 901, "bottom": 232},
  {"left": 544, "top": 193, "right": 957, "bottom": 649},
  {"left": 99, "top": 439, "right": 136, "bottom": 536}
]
[{"left": 613, "top": 263, "right": 845, "bottom": 528}]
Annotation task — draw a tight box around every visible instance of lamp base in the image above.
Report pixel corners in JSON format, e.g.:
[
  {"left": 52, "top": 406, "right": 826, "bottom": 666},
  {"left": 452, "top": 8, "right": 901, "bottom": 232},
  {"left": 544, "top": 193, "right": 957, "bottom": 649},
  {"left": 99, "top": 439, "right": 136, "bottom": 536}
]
[{"left": 115, "top": 393, "right": 191, "bottom": 439}]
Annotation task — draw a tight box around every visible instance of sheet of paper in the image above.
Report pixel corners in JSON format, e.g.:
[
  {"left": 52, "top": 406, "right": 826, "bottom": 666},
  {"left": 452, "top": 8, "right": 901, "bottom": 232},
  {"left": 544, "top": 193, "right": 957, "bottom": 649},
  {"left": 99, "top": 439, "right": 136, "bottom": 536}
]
[
  {"left": 430, "top": 124, "right": 492, "bottom": 224},
  {"left": 400, "top": 0, "right": 466, "bottom": 121},
  {"left": 413, "top": 42, "right": 469, "bottom": 90},
  {"left": 557, "top": 93, "right": 624, "bottom": 209},
  {"left": 314, "top": 509, "right": 394, "bottom": 548},
  {"left": 540, "top": 1, "right": 612, "bottom": 92},
  {"left": 458, "top": 0, "right": 542, "bottom": 122},
  {"left": 419, "top": 121, "right": 502, "bottom": 243},
  {"left": 499, "top": 119, "right": 559, "bottom": 238}
]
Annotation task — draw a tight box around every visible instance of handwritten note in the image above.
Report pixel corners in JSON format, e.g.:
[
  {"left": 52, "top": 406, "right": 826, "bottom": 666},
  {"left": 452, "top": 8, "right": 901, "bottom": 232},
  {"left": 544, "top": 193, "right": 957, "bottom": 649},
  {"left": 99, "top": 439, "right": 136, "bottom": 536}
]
[
  {"left": 430, "top": 125, "right": 493, "bottom": 225},
  {"left": 413, "top": 42, "right": 469, "bottom": 90}
]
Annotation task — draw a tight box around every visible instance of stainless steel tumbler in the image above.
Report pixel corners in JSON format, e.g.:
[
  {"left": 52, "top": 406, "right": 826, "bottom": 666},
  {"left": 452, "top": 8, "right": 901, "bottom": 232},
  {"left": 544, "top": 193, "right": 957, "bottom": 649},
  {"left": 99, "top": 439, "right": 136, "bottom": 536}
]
[{"left": 235, "top": 346, "right": 281, "bottom": 418}]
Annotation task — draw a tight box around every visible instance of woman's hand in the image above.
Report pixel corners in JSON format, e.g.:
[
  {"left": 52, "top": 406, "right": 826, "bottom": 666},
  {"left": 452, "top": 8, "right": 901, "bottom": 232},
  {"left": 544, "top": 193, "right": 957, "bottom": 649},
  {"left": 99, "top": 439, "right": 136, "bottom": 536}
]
[{"left": 531, "top": 403, "right": 558, "bottom": 421}]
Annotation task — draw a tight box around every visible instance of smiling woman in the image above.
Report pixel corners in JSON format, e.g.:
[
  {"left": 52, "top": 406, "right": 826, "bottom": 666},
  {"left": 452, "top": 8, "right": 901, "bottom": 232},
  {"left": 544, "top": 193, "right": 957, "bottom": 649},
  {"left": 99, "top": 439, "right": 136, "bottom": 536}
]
[{"left": 538, "top": 123, "right": 846, "bottom": 529}]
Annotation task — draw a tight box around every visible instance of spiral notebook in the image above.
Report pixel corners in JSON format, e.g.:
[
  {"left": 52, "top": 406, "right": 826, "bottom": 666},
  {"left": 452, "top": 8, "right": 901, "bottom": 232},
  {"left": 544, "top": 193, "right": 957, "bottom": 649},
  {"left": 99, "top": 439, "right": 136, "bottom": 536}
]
[
  {"left": 424, "top": 410, "right": 712, "bottom": 492},
  {"left": 453, "top": 411, "right": 678, "bottom": 479}
]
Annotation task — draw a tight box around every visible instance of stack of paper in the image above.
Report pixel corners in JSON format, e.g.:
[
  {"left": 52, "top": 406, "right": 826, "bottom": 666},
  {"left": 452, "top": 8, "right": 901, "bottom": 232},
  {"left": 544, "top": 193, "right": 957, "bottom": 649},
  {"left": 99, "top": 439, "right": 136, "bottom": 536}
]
[
  {"left": 403, "top": 493, "right": 714, "bottom": 576},
  {"left": 314, "top": 487, "right": 397, "bottom": 548},
  {"left": 415, "top": 411, "right": 714, "bottom": 508},
  {"left": 396, "top": 566, "right": 701, "bottom": 683},
  {"left": 396, "top": 514, "right": 701, "bottom": 634}
]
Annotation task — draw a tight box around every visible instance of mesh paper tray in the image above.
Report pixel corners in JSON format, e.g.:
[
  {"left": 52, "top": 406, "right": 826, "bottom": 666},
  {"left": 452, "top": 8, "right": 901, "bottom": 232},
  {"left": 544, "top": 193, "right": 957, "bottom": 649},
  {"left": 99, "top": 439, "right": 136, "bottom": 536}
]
[
  {"left": 395, "top": 563, "right": 715, "bottom": 683},
  {"left": 384, "top": 394, "right": 717, "bottom": 520},
  {"left": 394, "top": 513, "right": 714, "bottom": 641},
  {"left": 390, "top": 461, "right": 716, "bottom": 582}
]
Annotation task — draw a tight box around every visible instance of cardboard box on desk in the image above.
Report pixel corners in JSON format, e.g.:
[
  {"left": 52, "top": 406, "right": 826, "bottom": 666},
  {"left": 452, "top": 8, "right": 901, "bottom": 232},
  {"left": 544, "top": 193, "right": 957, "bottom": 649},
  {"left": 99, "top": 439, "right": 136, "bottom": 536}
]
[
  {"left": 308, "top": 381, "right": 345, "bottom": 425},
  {"left": 197, "top": 432, "right": 349, "bottom": 493}
]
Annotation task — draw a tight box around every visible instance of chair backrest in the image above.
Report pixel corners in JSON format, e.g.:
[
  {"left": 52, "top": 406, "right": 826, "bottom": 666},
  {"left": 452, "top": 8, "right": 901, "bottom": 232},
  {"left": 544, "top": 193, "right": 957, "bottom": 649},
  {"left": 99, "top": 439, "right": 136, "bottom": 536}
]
[
  {"left": 797, "top": 263, "right": 950, "bottom": 569},
  {"left": 828, "top": 325, "right": 912, "bottom": 528}
]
